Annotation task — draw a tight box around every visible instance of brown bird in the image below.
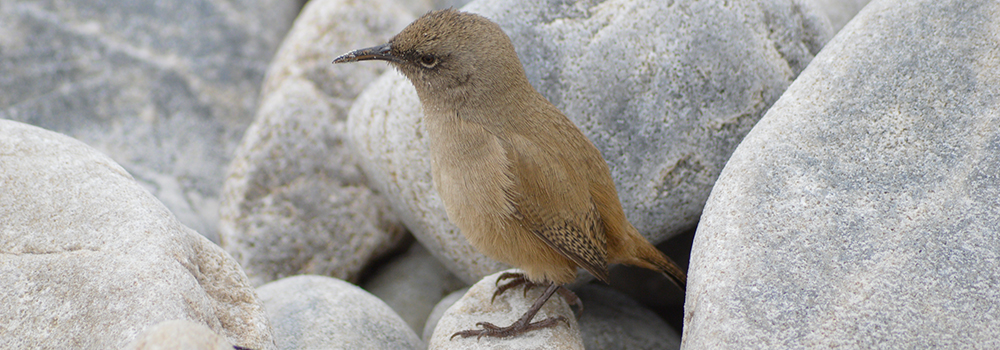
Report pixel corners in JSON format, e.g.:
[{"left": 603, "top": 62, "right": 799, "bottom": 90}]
[{"left": 334, "top": 8, "right": 686, "bottom": 339}]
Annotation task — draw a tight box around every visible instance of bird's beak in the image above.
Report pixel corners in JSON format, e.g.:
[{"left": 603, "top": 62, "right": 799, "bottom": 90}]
[{"left": 332, "top": 43, "right": 401, "bottom": 64}]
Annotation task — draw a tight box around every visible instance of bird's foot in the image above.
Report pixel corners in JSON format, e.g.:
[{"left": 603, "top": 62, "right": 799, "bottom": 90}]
[
  {"left": 452, "top": 283, "right": 575, "bottom": 340},
  {"left": 492, "top": 272, "right": 533, "bottom": 302},
  {"left": 491, "top": 272, "right": 583, "bottom": 313},
  {"left": 450, "top": 316, "right": 569, "bottom": 340}
]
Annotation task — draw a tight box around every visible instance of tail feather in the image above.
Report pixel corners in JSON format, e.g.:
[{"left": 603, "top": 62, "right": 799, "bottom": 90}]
[{"left": 636, "top": 243, "right": 687, "bottom": 291}]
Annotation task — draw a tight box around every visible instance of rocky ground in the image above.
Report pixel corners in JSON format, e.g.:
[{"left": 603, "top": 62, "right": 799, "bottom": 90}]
[{"left": 3, "top": 0, "right": 998, "bottom": 349}]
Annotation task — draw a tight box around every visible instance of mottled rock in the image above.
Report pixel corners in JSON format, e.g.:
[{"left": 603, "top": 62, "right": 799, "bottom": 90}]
[
  {"left": 219, "top": 0, "right": 474, "bottom": 286},
  {"left": 125, "top": 320, "right": 234, "bottom": 350},
  {"left": 0, "top": 0, "right": 300, "bottom": 242},
  {"left": 362, "top": 242, "right": 468, "bottom": 334},
  {"left": 348, "top": 0, "right": 834, "bottom": 283},
  {"left": 0, "top": 120, "right": 273, "bottom": 350},
  {"left": 258, "top": 275, "right": 424, "bottom": 350},
  {"left": 574, "top": 284, "right": 680, "bottom": 350},
  {"left": 427, "top": 270, "right": 584, "bottom": 350},
  {"left": 686, "top": 0, "right": 1000, "bottom": 348}
]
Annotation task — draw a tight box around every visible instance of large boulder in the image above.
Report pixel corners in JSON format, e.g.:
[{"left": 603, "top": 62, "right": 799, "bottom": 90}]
[
  {"left": 348, "top": 0, "right": 835, "bottom": 283},
  {"left": 0, "top": 120, "right": 274, "bottom": 349},
  {"left": 218, "top": 0, "right": 416, "bottom": 287},
  {"left": 0, "top": 0, "right": 300, "bottom": 241},
  {"left": 685, "top": 0, "right": 1000, "bottom": 347}
]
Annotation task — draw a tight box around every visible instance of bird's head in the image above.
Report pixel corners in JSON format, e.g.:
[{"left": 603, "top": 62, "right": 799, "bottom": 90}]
[{"left": 334, "top": 9, "right": 529, "bottom": 109}]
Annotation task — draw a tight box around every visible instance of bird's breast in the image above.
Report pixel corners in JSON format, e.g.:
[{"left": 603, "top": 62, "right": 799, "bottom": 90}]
[{"left": 424, "top": 113, "right": 518, "bottom": 234}]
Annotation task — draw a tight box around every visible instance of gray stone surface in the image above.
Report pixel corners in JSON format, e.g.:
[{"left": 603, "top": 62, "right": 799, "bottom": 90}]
[
  {"left": 422, "top": 288, "right": 469, "bottom": 341},
  {"left": 808, "top": 0, "right": 871, "bottom": 32},
  {"left": 574, "top": 284, "right": 680, "bottom": 350},
  {"left": 258, "top": 275, "right": 424, "bottom": 350},
  {"left": 348, "top": 0, "right": 834, "bottom": 284},
  {"left": 219, "top": 0, "right": 473, "bottom": 287},
  {"left": 427, "top": 270, "right": 584, "bottom": 350},
  {"left": 362, "top": 242, "right": 468, "bottom": 334},
  {"left": 0, "top": 120, "right": 274, "bottom": 350},
  {"left": 0, "top": 0, "right": 300, "bottom": 242},
  {"left": 125, "top": 320, "right": 234, "bottom": 350},
  {"left": 685, "top": 0, "right": 1000, "bottom": 348}
]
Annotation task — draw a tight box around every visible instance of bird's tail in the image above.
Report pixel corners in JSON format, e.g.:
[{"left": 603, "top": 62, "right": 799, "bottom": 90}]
[{"left": 633, "top": 242, "right": 687, "bottom": 291}]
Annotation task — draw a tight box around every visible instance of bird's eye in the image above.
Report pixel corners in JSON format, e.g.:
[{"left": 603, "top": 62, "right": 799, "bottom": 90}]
[{"left": 419, "top": 55, "right": 438, "bottom": 68}]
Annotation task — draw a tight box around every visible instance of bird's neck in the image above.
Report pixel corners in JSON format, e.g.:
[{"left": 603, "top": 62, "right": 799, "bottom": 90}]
[{"left": 417, "top": 75, "right": 539, "bottom": 131}]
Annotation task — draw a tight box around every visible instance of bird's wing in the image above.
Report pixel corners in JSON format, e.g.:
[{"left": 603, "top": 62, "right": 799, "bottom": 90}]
[{"left": 503, "top": 127, "right": 610, "bottom": 283}]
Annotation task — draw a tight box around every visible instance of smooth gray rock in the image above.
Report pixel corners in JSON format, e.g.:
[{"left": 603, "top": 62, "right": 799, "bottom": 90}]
[
  {"left": 348, "top": 0, "right": 834, "bottom": 284},
  {"left": 125, "top": 320, "right": 234, "bottom": 350},
  {"left": 808, "top": 0, "right": 871, "bottom": 32},
  {"left": 219, "top": 0, "right": 474, "bottom": 286},
  {"left": 422, "top": 288, "right": 469, "bottom": 341},
  {"left": 362, "top": 242, "right": 468, "bottom": 334},
  {"left": 0, "top": 120, "right": 274, "bottom": 350},
  {"left": 0, "top": 0, "right": 299, "bottom": 242},
  {"left": 258, "top": 275, "right": 424, "bottom": 350},
  {"left": 574, "top": 284, "right": 680, "bottom": 350},
  {"left": 427, "top": 270, "right": 584, "bottom": 350},
  {"left": 685, "top": 0, "right": 1000, "bottom": 348}
]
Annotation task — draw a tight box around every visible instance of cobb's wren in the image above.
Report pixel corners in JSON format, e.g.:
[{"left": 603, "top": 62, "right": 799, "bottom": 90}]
[{"left": 335, "top": 8, "right": 686, "bottom": 339}]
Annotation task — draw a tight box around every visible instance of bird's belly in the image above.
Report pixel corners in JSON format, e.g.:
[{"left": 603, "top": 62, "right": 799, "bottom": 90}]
[{"left": 427, "top": 120, "right": 577, "bottom": 283}]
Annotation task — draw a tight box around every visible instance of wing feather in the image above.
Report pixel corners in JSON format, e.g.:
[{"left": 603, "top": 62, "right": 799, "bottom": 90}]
[{"left": 503, "top": 131, "right": 610, "bottom": 283}]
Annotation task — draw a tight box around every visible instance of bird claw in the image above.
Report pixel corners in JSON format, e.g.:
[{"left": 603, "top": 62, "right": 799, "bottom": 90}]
[
  {"left": 491, "top": 272, "right": 534, "bottom": 303},
  {"left": 450, "top": 317, "right": 569, "bottom": 340}
]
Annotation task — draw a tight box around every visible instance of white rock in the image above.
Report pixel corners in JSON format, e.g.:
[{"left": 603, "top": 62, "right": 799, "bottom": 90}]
[
  {"left": 219, "top": 0, "right": 421, "bottom": 286},
  {"left": 686, "top": 0, "right": 1000, "bottom": 348},
  {"left": 258, "top": 275, "right": 424, "bottom": 350},
  {"left": 428, "top": 270, "right": 584, "bottom": 350},
  {"left": 125, "top": 320, "right": 234, "bottom": 350},
  {"left": 348, "top": 0, "right": 835, "bottom": 284},
  {"left": 362, "top": 242, "right": 468, "bottom": 334},
  {"left": 0, "top": 120, "right": 273, "bottom": 350},
  {"left": 0, "top": 0, "right": 300, "bottom": 242}
]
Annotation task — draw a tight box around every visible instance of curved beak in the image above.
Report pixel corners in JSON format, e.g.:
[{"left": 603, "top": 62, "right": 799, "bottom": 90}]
[{"left": 332, "top": 43, "right": 401, "bottom": 64}]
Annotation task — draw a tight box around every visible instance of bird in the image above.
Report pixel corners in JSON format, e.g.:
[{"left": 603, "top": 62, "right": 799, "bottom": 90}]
[{"left": 334, "top": 8, "right": 686, "bottom": 339}]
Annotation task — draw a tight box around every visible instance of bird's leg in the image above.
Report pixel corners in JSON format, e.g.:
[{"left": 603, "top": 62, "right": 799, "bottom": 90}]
[
  {"left": 555, "top": 287, "right": 582, "bottom": 314},
  {"left": 452, "top": 282, "right": 569, "bottom": 339},
  {"left": 492, "top": 272, "right": 583, "bottom": 313}
]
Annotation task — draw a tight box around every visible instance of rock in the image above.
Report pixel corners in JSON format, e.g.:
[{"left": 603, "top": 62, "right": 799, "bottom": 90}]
[
  {"left": 0, "top": 120, "right": 273, "bottom": 350},
  {"left": 0, "top": 0, "right": 300, "bottom": 242},
  {"left": 423, "top": 288, "right": 469, "bottom": 341},
  {"left": 807, "top": 0, "right": 871, "bottom": 32},
  {"left": 685, "top": 0, "right": 1000, "bottom": 348},
  {"left": 362, "top": 242, "right": 468, "bottom": 334},
  {"left": 347, "top": 0, "right": 835, "bottom": 283},
  {"left": 219, "top": 0, "right": 475, "bottom": 286},
  {"left": 258, "top": 275, "right": 424, "bottom": 350},
  {"left": 125, "top": 320, "right": 234, "bottom": 350},
  {"left": 427, "top": 270, "right": 584, "bottom": 350},
  {"left": 573, "top": 284, "right": 680, "bottom": 350}
]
